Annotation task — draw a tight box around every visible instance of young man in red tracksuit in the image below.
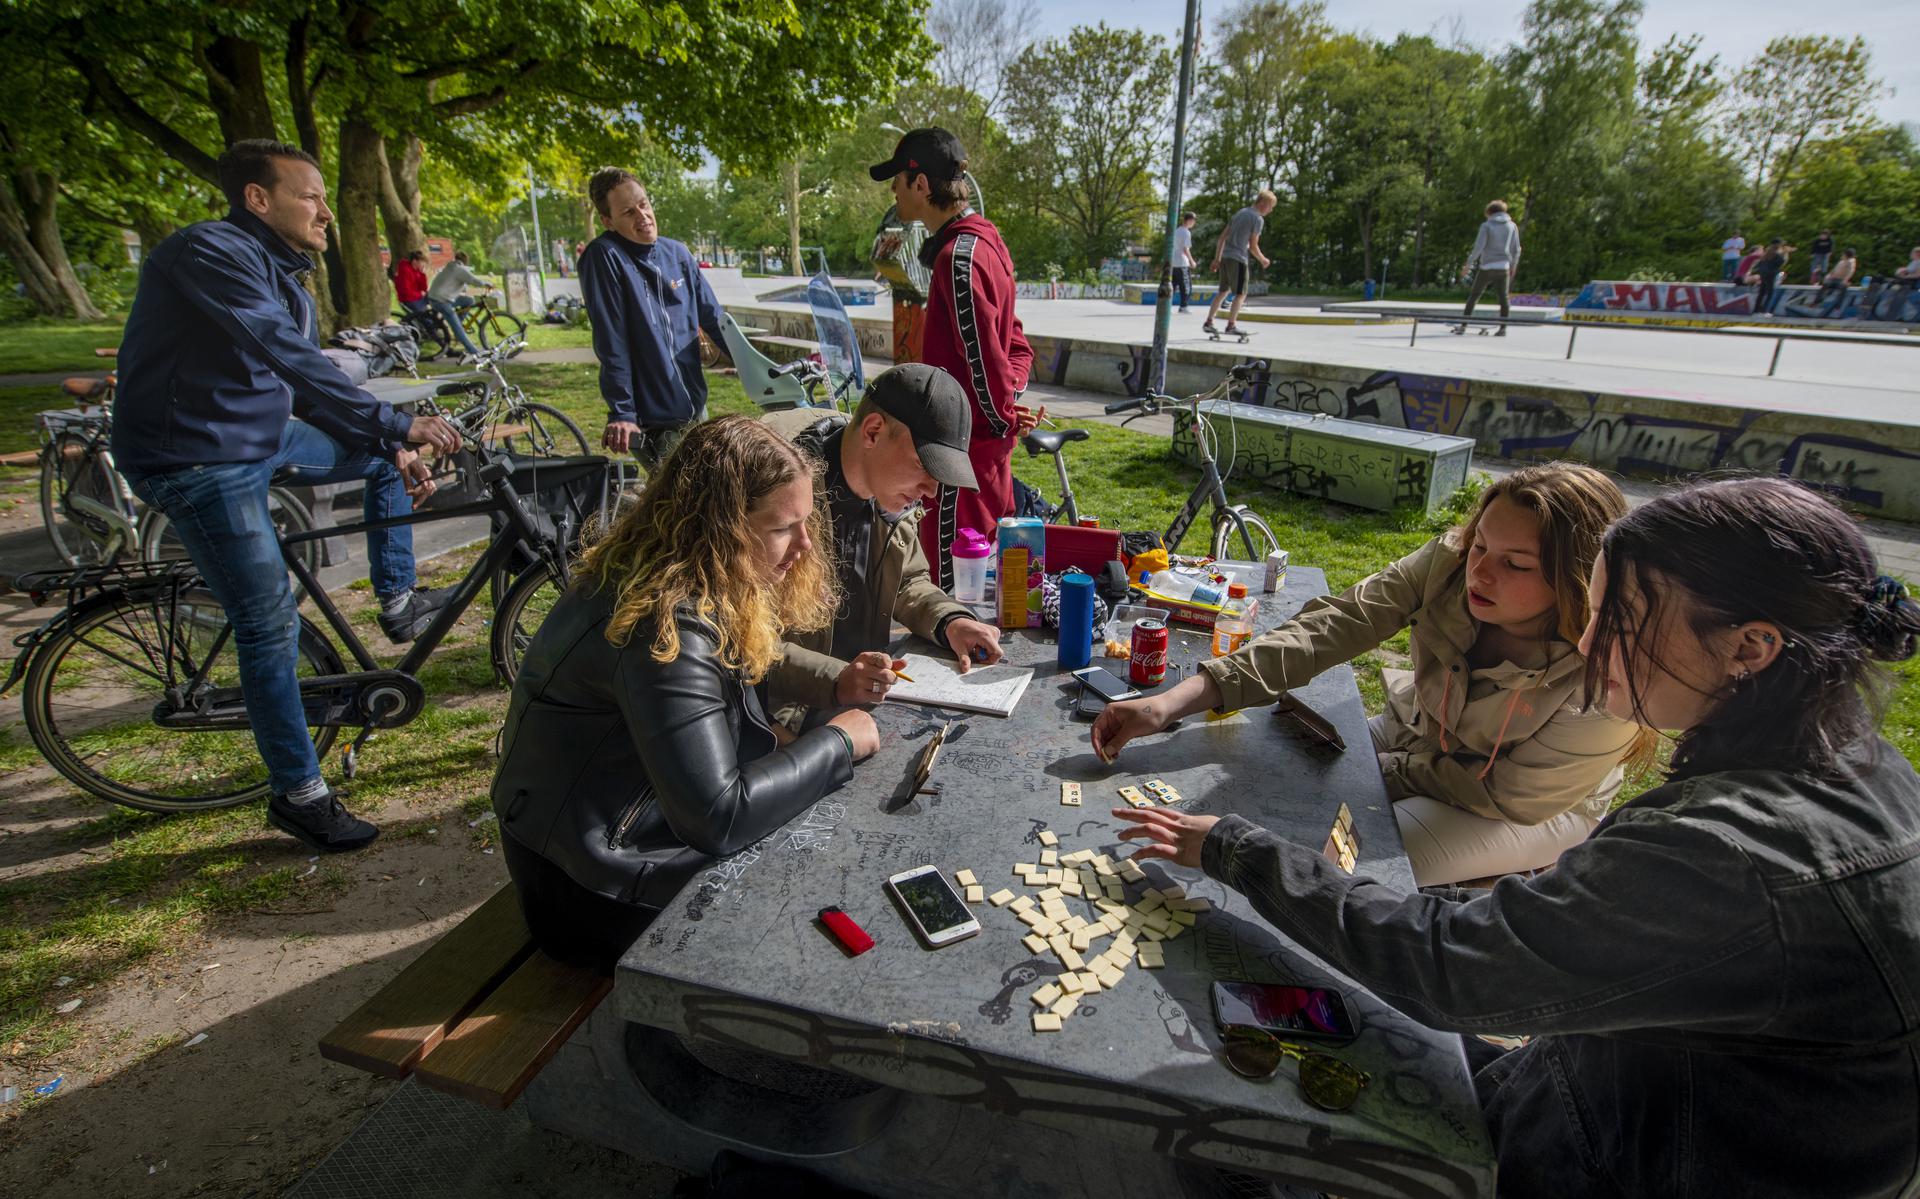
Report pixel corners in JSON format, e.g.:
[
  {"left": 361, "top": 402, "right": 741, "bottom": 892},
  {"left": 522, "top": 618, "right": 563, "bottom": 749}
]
[{"left": 870, "top": 128, "right": 1037, "bottom": 591}]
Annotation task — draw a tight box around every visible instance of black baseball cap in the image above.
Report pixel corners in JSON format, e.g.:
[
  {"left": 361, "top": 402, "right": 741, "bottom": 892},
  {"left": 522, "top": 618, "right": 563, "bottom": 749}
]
[
  {"left": 865, "top": 363, "right": 977, "bottom": 490},
  {"left": 868, "top": 128, "right": 967, "bottom": 184}
]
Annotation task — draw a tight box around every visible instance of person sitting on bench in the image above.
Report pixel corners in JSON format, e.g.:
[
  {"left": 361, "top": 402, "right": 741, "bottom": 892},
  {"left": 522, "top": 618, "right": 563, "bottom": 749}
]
[
  {"left": 1093, "top": 463, "right": 1650, "bottom": 886},
  {"left": 492, "top": 416, "right": 879, "bottom": 971},
  {"left": 1110, "top": 476, "right": 1920, "bottom": 1196},
  {"left": 763, "top": 363, "right": 1008, "bottom": 723}
]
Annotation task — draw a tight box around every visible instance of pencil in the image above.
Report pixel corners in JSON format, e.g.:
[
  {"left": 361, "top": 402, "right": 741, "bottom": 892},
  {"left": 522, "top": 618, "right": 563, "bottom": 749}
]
[{"left": 892, "top": 669, "right": 915, "bottom": 682}]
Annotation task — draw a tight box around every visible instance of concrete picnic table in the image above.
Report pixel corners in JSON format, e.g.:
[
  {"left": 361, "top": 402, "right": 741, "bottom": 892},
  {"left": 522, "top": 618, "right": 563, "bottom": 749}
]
[{"left": 525, "top": 567, "right": 1495, "bottom": 1199}]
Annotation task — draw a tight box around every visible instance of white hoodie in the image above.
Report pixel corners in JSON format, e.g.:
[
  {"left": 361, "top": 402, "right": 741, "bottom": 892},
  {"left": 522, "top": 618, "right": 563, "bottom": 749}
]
[{"left": 1469, "top": 213, "right": 1522, "bottom": 272}]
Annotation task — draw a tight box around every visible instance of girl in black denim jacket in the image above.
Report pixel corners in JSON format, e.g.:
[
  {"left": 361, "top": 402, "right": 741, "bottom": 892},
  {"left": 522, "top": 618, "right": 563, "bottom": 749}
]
[{"left": 1118, "top": 477, "right": 1920, "bottom": 1197}]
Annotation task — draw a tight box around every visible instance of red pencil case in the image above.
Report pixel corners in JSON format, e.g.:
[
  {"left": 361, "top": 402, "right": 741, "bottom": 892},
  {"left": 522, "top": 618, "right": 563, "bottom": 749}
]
[{"left": 818, "top": 906, "right": 874, "bottom": 956}]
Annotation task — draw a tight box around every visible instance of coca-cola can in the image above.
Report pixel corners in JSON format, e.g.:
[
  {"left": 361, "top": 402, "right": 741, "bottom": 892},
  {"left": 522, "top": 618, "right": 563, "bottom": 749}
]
[{"left": 1129, "top": 619, "right": 1168, "bottom": 687}]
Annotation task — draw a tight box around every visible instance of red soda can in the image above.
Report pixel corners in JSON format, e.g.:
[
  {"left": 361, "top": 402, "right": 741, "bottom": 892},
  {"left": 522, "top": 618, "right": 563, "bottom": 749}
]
[{"left": 1130, "top": 619, "right": 1168, "bottom": 686}]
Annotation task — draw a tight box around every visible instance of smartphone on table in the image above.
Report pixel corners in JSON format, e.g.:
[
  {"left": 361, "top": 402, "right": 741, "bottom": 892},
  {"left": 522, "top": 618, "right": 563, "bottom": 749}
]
[
  {"left": 1211, "top": 981, "right": 1358, "bottom": 1045},
  {"left": 1072, "top": 665, "right": 1140, "bottom": 719},
  {"left": 885, "top": 865, "right": 981, "bottom": 948}
]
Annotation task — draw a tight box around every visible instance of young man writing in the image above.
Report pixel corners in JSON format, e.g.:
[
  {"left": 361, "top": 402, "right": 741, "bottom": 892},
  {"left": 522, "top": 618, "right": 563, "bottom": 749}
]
[
  {"left": 113, "top": 139, "right": 463, "bottom": 852},
  {"left": 1203, "top": 190, "right": 1274, "bottom": 338},
  {"left": 578, "top": 167, "right": 725, "bottom": 470},
  {"left": 766, "top": 363, "right": 1007, "bottom": 719},
  {"left": 869, "top": 128, "right": 1036, "bottom": 591}
]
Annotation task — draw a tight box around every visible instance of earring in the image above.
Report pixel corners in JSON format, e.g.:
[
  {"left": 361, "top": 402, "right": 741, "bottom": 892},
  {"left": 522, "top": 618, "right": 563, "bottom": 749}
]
[{"left": 1736, "top": 665, "right": 1753, "bottom": 685}]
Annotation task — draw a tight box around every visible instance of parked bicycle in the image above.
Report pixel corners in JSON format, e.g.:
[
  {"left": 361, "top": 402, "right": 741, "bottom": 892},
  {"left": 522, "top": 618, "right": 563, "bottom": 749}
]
[
  {"left": 1025, "top": 362, "right": 1282, "bottom": 562},
  {"left": 36, "top": 355, "right": 317, "bottom": 571},
  {"left": 3, "top": 394, "right": 612, "bottom": 813},
  {"left": 393, "top": 290, "right": 528, "bottom": 361},
  {"left": 438, "top": 333, "right": 590, "bottom": 459}
]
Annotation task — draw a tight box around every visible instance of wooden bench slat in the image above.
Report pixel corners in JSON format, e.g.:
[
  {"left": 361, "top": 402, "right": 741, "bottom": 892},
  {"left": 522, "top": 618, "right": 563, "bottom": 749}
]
[
  {"left": 412, "top": 952, "right": 611, "bottom": 1110},
  {"left": 318, "top": 885, "right": 534, "bottom": 1079}
]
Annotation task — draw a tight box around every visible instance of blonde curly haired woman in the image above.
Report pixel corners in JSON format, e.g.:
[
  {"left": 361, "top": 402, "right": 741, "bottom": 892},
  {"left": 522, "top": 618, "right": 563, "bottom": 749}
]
[{"left": 493, "top": 416, "right": 879, "bottom": 970}]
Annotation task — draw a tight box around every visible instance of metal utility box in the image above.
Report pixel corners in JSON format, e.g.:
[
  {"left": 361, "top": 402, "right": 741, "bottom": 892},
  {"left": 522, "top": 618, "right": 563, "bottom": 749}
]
[{"left": 1172, "top": 400, "right": 1474, "bottom": 513}]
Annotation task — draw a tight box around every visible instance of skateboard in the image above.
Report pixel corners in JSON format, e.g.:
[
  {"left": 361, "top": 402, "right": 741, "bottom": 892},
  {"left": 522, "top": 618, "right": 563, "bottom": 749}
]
[
  {"left": 1207, "top": 328, "right": 1252, "bottom": 344},
  {"left": 1449, "top": 324, "right": 1496, "bottom": 336}
]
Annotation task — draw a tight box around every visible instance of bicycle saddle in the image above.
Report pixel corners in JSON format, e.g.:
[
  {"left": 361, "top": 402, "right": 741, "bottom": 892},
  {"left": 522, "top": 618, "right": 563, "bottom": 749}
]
[
  {"left": 62, "top": 376, "right": 108, "bottom": 400},
  {"left": 1023, "top": 428, "right": 1088, "bottom": 456}
]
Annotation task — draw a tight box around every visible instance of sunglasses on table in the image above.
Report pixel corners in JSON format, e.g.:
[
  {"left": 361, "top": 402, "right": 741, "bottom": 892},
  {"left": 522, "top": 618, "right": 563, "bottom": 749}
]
[{"left": 1219, "top": 1025, "right": 1372, "bottom": 1112}]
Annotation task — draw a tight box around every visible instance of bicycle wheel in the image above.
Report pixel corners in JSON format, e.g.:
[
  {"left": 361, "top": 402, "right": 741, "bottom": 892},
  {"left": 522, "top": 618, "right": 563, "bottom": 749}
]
[
  {"left": 493, "top": 401, "right": 590, "bottom": 459},
  {"left": 41, "top": 435, "right": 133, "bottom": 566},
  {"left": 405, "top": 312, "right": 450, "bottom": 361},
  {"left": 21, "top": 588, "right": 344, "bottom": 811},
  {"left": 139, "top": 486, "right": 322, "bottom": 580},
  {"left": 477, "top": 309, "right": 527, "bottom": 348},
  {"left": 489, "top": 560, "right": 567, "bottom": 684},
  {"left": 1211, "top": 507, "right": 1282, "bottom": 563}
]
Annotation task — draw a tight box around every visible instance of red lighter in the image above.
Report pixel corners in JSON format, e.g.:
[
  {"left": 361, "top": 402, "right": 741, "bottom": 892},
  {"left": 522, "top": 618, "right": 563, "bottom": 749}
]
[{"left": 818, "top": 906, "right": 874, "bottom": 956}]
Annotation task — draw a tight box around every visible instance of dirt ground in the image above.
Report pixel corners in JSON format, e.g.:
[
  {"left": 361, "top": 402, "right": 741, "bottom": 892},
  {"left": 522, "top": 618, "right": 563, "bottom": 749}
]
[{"left": 0, "top": 486, "right": 644, "bottom": 1198}]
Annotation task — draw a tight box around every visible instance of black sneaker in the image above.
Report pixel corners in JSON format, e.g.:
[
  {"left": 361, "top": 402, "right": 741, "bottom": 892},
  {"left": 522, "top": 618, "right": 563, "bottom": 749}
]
[
  {"left": 376, "top": 586, "right": 453, "bottom": 644},
  {"left": 268, "top": 790, "right": 379, "bottom": 852},
  {"left": 1202, "top": 320, "right": 1218, "bottom": 334}
]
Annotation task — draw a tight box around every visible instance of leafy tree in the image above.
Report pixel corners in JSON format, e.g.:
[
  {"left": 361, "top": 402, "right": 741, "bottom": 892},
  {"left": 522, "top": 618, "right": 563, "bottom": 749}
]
[
  {"left": 1483, "top": 0, "right": 1643, "bottom": 287},
  {"left": 1774, "top": 127, "right": 1920, "bottom": 275},
  {"left": 1724, "top": 35, "right": 1886, "bottom": 224},
  {"left": 10, "top": 0, "right": 932, "bottom": 323},
  {"left": 1001, "top": 24, "right": 1176, "bottom": 269}
]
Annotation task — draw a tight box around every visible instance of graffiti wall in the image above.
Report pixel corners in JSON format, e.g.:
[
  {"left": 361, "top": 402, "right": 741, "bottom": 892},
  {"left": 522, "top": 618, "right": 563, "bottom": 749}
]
[
  {"left": 1567, "top": 280, "right": 1877, "bottom": 320},
  {"left": 1022, "top": 331, "right": 1920, "bottom": 522},
  {"left": 1168, "top": 403, "right": 1472, "bottom": 513}
]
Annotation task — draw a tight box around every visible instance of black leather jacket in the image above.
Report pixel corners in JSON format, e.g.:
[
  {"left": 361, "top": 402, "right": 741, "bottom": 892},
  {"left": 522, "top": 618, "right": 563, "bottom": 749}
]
[{"left": 492, "top": 585, "right": 854, "bottom": 911}]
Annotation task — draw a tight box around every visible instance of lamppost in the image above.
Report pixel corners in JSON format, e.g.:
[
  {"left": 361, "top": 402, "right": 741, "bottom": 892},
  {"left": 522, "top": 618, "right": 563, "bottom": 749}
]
[{"left": 1148, "top": 0, "right": 1202, "bottom": 398}]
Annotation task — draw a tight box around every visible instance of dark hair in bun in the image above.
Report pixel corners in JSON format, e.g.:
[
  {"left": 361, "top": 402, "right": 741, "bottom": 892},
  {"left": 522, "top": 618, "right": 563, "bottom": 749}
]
[{"left": 1585, "top": 476, "right": 1915, "bottom": 778}]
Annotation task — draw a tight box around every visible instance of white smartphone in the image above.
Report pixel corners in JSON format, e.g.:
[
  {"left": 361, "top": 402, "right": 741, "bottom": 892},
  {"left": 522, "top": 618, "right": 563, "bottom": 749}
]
[
  {"left": 885, "top": 865, "right": 982, "bottom": 949},
  {"left": 1071, "top": 665, "right": 1140, "bottom": 702}
]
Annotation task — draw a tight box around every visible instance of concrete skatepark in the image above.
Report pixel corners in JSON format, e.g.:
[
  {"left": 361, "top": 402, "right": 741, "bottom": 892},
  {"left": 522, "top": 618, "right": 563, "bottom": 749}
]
[{"left": 707, "top": 269, "right": 1920, "bottom": 523}]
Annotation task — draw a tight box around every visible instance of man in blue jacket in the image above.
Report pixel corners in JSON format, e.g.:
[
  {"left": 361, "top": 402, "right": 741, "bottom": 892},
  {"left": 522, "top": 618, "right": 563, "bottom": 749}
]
[
  {"left": 113, "top": 139, "right": 462, "bottom": 853},
  {"left": 577, "top": 167, "right": 724, "bottom": 468}
]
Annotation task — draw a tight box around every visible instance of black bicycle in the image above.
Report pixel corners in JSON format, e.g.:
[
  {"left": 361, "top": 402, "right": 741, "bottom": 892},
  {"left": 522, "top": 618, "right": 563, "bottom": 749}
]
[
  {"left": 394, "top": 293, "right": 528, "bottom": 361},
  {"left": 1025, "top": 362, "right": 1282, "bottom": 561},
  {"left": 3, "top": 393, "right": 613, "bottom": 813}
]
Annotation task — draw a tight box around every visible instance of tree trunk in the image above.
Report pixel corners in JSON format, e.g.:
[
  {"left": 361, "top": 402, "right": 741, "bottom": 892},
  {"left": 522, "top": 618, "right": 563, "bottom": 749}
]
[
  {"left": 784, "top": 160, "right": 804, "bottom": 276},
  {"left": 0, "top": 180, "right": 66, "bottom": 315},
  {"left": 334, "top": 119, "right": 389, "bottom": 325},
  {"left": 201, "top": 35, "right": 282, "bottom": 145},
  {"left": 376, "top": 134, "right": 426, "bottom": 261},
  {"left": 1, "top": 164, "right": 104, "bottom": 319}
]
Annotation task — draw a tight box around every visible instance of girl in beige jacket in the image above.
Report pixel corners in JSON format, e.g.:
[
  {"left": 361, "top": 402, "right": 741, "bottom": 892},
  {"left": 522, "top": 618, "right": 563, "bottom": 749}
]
[{"left": 1092, "top": 463, "right": 1648, "bottom": 885}]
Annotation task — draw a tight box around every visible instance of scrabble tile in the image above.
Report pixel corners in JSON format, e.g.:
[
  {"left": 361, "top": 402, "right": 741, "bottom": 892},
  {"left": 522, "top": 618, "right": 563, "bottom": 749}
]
[
  {"left": 1170, "top": 909, "right": 1197, "bottom": 926},
  {"left": 1049, "top": 933, "right": 1073, "bottom": 955},
  {"left": 1060, "top": 948, "right": 1085, "bottom": 971},
  {"left": 965, "top": 885, "right": 985, "bottom": 903},
  {"left": 1033, "top": 1012, "right": 1063, "bottom": 1032},
  {"left": 1142, "top": 926, "right": 1166, "bottom": 942},
  {"left": 1017, "top": 909, "right": 1046, "bottom": 928},
  {"left": 1070, "top": 929, "right": 1093, "bottom": 952},
  {"left": 1060, "top": 878, "right": 1083, "bottom": 897},
  {"left": 1038, "top": 887, "right": 1062, "bottom": 901},
  {"left": 1038, "top": 830, "right": 1060, "bottom": 847},
  {"left": 1061, "top": 782, "right": 1083, "bottom": 806},
  {"left": 1138, "top": 954, "right": 1164, "bottom": 969},
  {"left": 1161, "top": 884, "right": 1187, "bottom": 900},
  {"left": 1032, "top": 983, "right": 1062, "bottom": 1008},
  {"left": 1023, "top": 933, "right": 1049, "bottom": 954},
  {"left": 1039, "top": 849, "right": 1059, "bottom": 867},
  {"left": 1117, "top": 786, "right": 1151, "bottom": 808},
  {"left": 1096, "top": 965, "right": 1125, "bottom": 989},
  {"left": 989, "top": 889, "right": 1017, "bottom": 907},
  {"left": 1011, "top": 895, "right": 1036, "bottom": 912},
  {"left": 1185, "top": 898, "right": 1212, "bottom": 912},
  {"left": 1136, "top": 895, "right": 1165, "bottom": 914},
  {"left": 1014, "top": 863, "right": 1038, "bottom": 876},
  {"left": 1062, "top": 850, "right": 1095, "bottom": 864},
  {"left": 1051, "top": 993, "right": 1080, "bottom": 1018},
  {"left": 1062, "top": 915, "right": 1088, "bottom": 933},
  {"left": 955, "top": 869, "right": 978, "bottom": 887},
  {"left": 1113, "top": 940, "right": 1138, "bottom": 961},
  {"left": 1077, "top": 971, "right": 1102, "bottom": 994},
  {"left": 1058, "top": 970, "right": 1086, "bottom": 994}
]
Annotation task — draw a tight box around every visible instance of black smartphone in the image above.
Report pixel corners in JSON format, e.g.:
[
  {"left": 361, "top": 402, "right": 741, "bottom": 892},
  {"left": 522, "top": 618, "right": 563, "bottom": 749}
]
[
  {"left": 1075, "top": 686, "right": 1108, "bottom": 720},
  {"left": 1211, "top": 981, "right": 1358, "bottom": 1044}
]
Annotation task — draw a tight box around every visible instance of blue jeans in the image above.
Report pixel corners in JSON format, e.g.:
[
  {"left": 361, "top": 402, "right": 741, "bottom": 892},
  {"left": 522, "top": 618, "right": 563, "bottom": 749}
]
[
  {"left": 128, "top": 420, "right": 416, "bottom": 795},
  {"left": 428, "top": 296, "right": 479, "bottom": 354},
  {"left": 1720, "top": 257, "right": 1738, "bottom": 282}
]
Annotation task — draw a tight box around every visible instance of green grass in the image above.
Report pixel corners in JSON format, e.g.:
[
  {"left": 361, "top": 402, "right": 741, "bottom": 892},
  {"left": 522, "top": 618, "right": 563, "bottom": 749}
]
[
  {"left": 0, "top": 319, "right": 128, "bottom": 376},
  {"left": 520, "top": 322, "right": 595, "bottom": 352},
  {"left": 0, "top": 383, "right": 63, "bottom": 454}
]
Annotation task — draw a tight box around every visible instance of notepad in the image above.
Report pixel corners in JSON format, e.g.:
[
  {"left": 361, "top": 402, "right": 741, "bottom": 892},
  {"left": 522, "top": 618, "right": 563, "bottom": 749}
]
[{"left": 883, "top": 653, "right": 1033, "bottom": 717}]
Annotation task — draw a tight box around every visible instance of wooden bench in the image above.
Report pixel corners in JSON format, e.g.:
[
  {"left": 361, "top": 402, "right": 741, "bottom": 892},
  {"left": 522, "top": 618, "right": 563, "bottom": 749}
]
[{"left": 319, "top": 884, "right": 610, "bottom": 1110}]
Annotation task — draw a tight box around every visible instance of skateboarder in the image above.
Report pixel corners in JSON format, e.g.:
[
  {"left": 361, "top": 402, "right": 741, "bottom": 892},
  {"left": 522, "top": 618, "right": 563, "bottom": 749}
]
[
  {"left": 1456, "top": 200, "right": 1521, "bottom": 336},
  {"left": 1203, "top": 190, "right": 1273, "bottom": 341}
]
